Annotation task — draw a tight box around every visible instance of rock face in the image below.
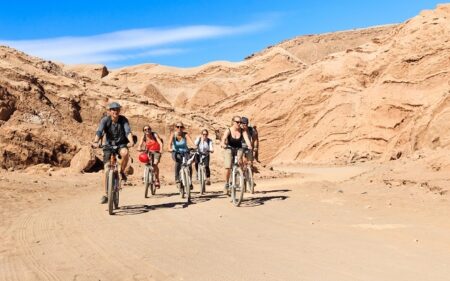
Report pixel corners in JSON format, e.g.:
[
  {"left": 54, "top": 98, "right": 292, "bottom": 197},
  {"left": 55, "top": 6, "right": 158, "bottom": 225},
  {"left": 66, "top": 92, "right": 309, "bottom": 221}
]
[
  {"left": 0, "top": 4, "right": 449, "bottom": 170},
  {"left": 69, "top": 146, "right": 97, "bottom": 173},
  {"left": 189, "top": 83, "right": 227, "bottom": 110},
  {"left": 207, "top": 4, "right": 450, "bottom": 164}
]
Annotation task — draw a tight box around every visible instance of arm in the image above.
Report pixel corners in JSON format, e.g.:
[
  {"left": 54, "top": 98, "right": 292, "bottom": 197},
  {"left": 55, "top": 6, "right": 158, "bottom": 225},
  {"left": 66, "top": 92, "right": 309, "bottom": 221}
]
[
  {"left": 252, "top": 131, "right": 259, "bottom": 151},
  {"left": 194, "top": 136, "right": 200, "bottom": 148},
  {"left": 221, "top": 129, "right": 230, "bottom": 148},
  {"left": 155, "top": 133, "right": 164, "bottom": 153},
  {"left": 209, "top": 138, "right": 214, "bottom": 153},
  {"left": 168, "top": 132, "right": 174, "bottom": 152},
  {"left": 185, "top": 133, "right": 196, "bottom": 148},
  {"left": 138, "top": 136, "right": 145, "bottom": 151},
  {"left": 122, "top": 119, "right": 135, "bottom": 146},
  {"left": 242, "top": 131, "right": 253, "bottom": 150},
  {"left": 93, "top": 117, "right": 107, "bottom": 145}
]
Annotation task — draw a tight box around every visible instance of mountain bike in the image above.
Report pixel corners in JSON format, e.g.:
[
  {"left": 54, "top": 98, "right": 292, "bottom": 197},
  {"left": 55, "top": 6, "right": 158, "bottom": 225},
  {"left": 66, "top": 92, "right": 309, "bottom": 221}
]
[
  {"left": 101, "top": 144, "right": 122, "bottom": 215},
  {"left": 226, "top": 146, "right": 245, "bottom": 207},
  {"left": 139, "top": 150, "right": 156, "bottom": 198},
  {"left": 243, "top": 149, "right": 254, "bottom": 194},
  {"left": 196, "top": 151, "right": 208, "bottom": 195},
  {"left": 177, "top": 149, "right": 196, "bottom": 202}
]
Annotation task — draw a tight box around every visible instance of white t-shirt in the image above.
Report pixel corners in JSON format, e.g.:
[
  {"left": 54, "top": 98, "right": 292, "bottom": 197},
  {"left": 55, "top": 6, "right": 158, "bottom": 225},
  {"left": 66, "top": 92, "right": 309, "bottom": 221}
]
[{"left": 195, "top": 136, "right": 214, "bottom": 153}]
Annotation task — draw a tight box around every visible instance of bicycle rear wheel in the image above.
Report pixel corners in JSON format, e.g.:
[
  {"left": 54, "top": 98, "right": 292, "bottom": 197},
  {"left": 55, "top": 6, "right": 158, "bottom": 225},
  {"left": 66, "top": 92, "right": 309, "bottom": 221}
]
[
  {"left": 245, "top": 166, "right": 254, "bottom": 194},
  {"left": 231, "top": 167, "right": 245, "bottom": 207},
  {"left": 107, "top": 169, "right": 115, "bottom": 215},
  {"left": 199, "top": 166, "right": 206, "bottom": 195}
]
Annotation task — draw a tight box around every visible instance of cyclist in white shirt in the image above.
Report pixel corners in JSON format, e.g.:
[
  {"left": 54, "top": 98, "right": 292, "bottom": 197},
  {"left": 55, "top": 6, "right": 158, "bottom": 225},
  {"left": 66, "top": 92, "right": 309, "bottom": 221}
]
[{"left": 194, "top": 129, "right": 214, "bottom": 185}]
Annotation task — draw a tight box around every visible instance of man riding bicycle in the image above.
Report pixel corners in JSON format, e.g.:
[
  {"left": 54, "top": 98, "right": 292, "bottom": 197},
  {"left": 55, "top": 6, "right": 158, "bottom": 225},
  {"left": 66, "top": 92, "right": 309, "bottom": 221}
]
[
  {"left": 240, "top": 117, "right": 259, "bottom": 167},
  {"left": 92, "top": 102, "right": 135, "bottom": 204}
]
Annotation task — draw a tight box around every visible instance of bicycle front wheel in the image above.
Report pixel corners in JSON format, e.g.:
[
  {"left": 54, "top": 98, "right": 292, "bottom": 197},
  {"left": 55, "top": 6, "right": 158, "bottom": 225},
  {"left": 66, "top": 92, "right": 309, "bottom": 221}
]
[
  {"left": 179, "top": 169, "right": 186, "bottom": 199},
  {"left": 199, "top": 165, "right": 206, "bottom": 195},
  {"left": 107, "top": 169, "right": 115, "bottom": 215},
  {"left": 184, "top": 167, "right": 191, "bottom": 202},
  {"left": 144, "top": 166, "right": 150, "bottom": 198},
  {"left": 114, "top": 173, "right": 120, "bottom": 209},
  {"left": 231, "top": 167, "right": 245, "bottom": 207},
  {"left": 246, "top": 166, "right": 254, "bottom": 194},
  {"left": 150, "top": 168, "right": 156, "bottom": 195}
]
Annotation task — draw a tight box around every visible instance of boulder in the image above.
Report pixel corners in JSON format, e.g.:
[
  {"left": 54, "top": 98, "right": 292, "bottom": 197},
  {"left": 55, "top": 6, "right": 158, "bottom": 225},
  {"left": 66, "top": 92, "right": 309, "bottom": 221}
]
[{"left": 70, "top": 146, "right": 97, "bottom": 173}]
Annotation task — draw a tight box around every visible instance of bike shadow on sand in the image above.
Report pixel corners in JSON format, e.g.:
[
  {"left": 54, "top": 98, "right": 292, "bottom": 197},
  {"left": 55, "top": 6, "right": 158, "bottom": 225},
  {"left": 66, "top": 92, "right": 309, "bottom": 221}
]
[
  {"left": 238, "top": 194, "right": 289, "bottom": 208},
  {"left": 148, "top": 192, "right": 180, "bottom": 199},
  {"left": 113, "top": 202, "right": 189, "bottom": 216},
  {"left": 113, "top": 191, "right": 227, "bottom": 216},
  {"left": 253, "top": 189, "right": 291, "bottom": 195}
]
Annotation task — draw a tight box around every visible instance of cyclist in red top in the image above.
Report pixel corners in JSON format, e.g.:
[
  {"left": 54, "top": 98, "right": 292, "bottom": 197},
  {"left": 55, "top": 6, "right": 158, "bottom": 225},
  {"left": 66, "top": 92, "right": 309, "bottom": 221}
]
[{"left": 138, "top": 125, "right": 163, "bottom": 188}]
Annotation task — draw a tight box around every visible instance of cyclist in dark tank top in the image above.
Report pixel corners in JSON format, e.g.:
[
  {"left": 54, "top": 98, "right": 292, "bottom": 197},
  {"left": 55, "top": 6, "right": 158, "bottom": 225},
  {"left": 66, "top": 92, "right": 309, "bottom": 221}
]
[{"left": 220, "top": 116, "right": 252, "bottom": 193}]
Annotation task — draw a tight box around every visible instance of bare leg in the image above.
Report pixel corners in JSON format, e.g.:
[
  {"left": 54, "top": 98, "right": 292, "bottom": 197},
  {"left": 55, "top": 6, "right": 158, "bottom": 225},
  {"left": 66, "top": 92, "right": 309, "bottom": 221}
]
[
  {"left": 119, "top": 148, "right": 129, "bottom": 173},
  {"left": 154, "top": 164, "right": 160, "bottom": 183},
  {"left": 225, "top": 168, "right": 230, "bottom": 183}
]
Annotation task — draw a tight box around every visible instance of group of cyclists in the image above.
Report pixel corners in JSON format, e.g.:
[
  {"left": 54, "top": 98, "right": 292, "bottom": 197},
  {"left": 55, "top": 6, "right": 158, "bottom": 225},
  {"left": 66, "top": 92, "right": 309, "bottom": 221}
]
[{"left": 92, "top": 102, "right": 259, "bottom": 204}]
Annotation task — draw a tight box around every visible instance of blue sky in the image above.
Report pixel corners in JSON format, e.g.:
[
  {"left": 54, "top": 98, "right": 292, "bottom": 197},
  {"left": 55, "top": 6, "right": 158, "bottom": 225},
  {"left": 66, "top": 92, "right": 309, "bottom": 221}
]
[{"left": 0, "top": 0, "right": 443, "bottom": 68}]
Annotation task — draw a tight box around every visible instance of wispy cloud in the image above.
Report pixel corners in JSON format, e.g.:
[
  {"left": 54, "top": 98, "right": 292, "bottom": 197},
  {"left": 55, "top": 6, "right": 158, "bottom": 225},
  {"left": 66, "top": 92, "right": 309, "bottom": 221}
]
[{"left": 0, "top": 22, "right": 267, "bottom": 65}]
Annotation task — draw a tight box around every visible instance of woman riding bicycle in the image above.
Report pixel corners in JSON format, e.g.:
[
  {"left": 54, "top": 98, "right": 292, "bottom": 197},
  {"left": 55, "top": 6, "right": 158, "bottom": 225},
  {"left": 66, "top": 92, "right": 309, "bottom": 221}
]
[
  {"left": 168, "top": 122, "right": 195, "bottom": 189},
  {"left": 194, "top": 129, "right": 214, "bottom": 185},
  {"left": 138, "top": 125, "right": 163, "bottom": 188},
  {"left": 221, "top": 116, "right": 252, "bottom": 193}
]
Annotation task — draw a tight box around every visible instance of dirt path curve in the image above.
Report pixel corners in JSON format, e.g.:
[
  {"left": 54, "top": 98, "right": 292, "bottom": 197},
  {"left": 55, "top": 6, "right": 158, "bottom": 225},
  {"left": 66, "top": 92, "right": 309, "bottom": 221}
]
[{"left": 1, "top": 166, "right": 450, "bottom": 281}]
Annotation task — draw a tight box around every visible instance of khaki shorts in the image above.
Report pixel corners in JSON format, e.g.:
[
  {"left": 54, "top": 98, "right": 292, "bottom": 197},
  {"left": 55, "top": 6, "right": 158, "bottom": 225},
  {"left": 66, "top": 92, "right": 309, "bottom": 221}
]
[
  {"left": 224, "top": 148, "right": 243, "bottom": 168},
  {"left": 149, "top": 151, "right": 161, "bottom": 164}
]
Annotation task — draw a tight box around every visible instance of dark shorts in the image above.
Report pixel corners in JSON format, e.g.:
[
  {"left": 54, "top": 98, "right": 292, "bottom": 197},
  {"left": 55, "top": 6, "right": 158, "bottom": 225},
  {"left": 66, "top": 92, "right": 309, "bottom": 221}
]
[{"left": 103, "top": 144, "right": 128, "bottom": 164}]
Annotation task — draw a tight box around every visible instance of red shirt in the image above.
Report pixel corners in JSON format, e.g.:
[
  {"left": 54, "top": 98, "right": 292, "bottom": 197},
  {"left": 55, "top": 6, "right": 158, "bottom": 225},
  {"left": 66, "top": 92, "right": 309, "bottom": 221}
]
[{"left": 145, "top": 133, "right": 161, "bottom": 152}]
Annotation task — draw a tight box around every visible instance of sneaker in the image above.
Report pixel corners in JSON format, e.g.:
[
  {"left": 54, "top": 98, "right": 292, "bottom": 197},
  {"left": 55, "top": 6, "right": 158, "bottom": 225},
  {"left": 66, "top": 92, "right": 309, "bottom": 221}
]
[
  {"left": 120, "top": 172, "right": 127, "bottom": 183},
  {"left": 190, "top": 184, "right": 193, "bottom": 190},
  {"left": 206, "top": 178, "right": 211, "bottom": 185},
  {"left": 100, "top": 195, "right": 108, "bottom": 204}
]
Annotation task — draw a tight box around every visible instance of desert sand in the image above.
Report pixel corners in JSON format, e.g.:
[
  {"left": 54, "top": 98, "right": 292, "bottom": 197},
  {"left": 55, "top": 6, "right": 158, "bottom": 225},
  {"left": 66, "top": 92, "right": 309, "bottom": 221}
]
[{"left": 0, "top": 3, "right": 450, "bottom": 281}]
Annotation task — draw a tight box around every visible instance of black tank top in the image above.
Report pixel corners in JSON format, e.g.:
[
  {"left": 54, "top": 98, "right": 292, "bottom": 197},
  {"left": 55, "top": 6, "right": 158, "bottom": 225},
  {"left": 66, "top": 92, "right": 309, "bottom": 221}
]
[{"left": 227, "top": 128, "right": 243, "bottom": 148}]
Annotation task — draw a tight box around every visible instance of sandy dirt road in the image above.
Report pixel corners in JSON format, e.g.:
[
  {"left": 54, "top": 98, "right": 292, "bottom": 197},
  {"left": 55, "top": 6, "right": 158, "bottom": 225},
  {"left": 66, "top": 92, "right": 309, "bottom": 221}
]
[{"left": 1, "top": 166, "right": 450, "bottom": 281}]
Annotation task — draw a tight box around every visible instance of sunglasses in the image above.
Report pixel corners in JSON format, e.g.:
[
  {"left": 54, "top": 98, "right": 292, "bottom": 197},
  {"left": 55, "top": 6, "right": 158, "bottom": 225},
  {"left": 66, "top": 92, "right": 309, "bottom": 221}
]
[
  {"left": 176, "top": 125, "right": 183, "bottom": 128},
  {"left": 234, "top": 120, "right": 241, "bottom": 124},
  {"left": 202, "top": 133, "right": 208, "bottom": 136},
  {"left": 144, "top": 128, "right": 151, "bottom": 131}
]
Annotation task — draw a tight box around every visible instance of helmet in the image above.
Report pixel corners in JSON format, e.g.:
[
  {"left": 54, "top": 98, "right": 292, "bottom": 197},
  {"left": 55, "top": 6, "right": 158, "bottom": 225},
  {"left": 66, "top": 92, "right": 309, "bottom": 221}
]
[
  {"left": 108, "top": 102, "right": 121, "bottom": 110},
  {"left": 138, "top": 152, "right": 149, "bottom": 164},
  {"left": 241, "top": 116, "right": 249, "bottom": 125}
]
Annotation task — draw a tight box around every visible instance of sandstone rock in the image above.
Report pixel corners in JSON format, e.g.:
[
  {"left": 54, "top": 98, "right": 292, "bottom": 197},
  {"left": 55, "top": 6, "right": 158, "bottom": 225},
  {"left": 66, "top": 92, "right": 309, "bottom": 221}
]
[{"left": 70, "top": 147, "right": 97, "bottom": 173}]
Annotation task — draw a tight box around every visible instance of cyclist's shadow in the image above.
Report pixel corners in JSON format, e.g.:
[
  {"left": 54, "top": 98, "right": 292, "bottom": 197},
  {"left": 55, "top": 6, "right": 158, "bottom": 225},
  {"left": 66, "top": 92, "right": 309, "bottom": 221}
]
[{"left": 113, "top": 201, "right": 189, "bottom": 216}]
